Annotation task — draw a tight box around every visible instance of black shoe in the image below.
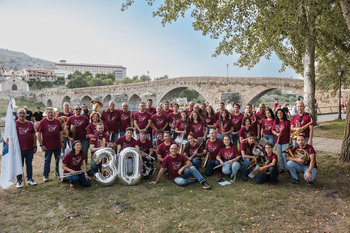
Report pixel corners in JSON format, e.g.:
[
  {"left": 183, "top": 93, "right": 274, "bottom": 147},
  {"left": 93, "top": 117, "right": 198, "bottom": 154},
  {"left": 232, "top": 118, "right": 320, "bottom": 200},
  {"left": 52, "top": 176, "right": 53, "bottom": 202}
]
[
  {"left": 201, "top": 181, "right": 211, "bottom": 190},
  {"left": 242, "top": 175, "right": 248, "bottom": 181},
  {"left": 290, "top": 178, "right": 299, "bottom": 185},
  {"left": 308, "top": 181, "right": 314, "bottom": 185},
  {"left": 218, "top": 178, "right": 224, "bottom": 183}
]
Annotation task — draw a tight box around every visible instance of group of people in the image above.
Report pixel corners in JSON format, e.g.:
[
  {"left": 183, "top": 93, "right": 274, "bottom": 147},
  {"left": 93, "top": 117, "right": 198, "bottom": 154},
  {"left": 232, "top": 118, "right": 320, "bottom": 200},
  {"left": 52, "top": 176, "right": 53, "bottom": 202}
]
[{"left": 14, "top": 98, "right": 317, "bottom": 190}]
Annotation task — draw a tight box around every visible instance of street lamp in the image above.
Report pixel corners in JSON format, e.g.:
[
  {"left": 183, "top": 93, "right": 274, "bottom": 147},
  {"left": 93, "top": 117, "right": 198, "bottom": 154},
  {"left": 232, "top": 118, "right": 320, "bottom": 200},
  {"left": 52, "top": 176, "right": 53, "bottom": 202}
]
[
  {"left": 337, "top": 69, "right": 343, "bottom": 120},
  {"left": 226, "top": 64, "right": 229, "bottom": 82}
]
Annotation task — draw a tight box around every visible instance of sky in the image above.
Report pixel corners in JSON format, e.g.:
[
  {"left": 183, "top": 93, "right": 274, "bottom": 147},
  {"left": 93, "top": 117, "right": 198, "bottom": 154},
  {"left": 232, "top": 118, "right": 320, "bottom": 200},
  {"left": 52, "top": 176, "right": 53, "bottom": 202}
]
[{"left": 0, "top": 0, "right": 301, "bottom": 80}]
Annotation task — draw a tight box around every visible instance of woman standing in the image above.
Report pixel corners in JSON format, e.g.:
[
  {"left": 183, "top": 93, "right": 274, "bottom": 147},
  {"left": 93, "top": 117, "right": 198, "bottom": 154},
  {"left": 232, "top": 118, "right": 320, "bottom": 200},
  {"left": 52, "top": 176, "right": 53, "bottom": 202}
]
[
  {"left": 216, "top": 135, "right": 241, "bottom": 182},
  {"left": 204, "top": 106, "right": 217, "bottom": 138},
  {"left": 261, "top": 108, "right": 275, "bottom": 146},
  {"left": 215, "top": 110, "right": 233, "bottom": 140},
  {"left": 272, "top": 109, "right": 291, "bottom": 174},
  {"left": 189, "top": 111, "right": 205, "bottom": 139},
  {"left": 62, "top": 140, "right": 91, "bottom": 189}
]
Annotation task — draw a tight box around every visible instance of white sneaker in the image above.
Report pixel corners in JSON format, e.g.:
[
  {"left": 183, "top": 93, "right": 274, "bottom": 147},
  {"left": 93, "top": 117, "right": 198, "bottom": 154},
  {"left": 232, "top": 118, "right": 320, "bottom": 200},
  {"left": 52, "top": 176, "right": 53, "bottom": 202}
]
[
  {"left": 27, "top": 179, "right": 37, "bottom": 186},
  {"left": 16, "top": 182, "right": 23, "bottom": 188},
  {"left": 43, "top": 176, "right": 49, "bottom": 182}
]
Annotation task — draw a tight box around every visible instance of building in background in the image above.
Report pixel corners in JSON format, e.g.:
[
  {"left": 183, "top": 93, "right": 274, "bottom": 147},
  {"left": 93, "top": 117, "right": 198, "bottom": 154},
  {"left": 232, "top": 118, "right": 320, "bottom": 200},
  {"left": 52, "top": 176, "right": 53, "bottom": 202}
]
[
  {"left": 16, "top": 68, "right": 57, "bottom": 82},
  {"left": 0, "top": 72, "right": 29, "bottom": 95},
  {"left": 55, "top": 60, "right": 127, "bottom": 81}
]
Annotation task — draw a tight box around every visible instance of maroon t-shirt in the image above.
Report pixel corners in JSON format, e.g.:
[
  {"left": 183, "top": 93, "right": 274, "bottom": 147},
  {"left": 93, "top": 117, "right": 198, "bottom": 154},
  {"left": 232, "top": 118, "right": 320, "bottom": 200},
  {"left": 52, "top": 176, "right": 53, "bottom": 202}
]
[
  {"left": 218, "top": 146, "right": 240, "bottom": 161},
  {"left": 205, "top": 116, "right": 217, "bottom": 127},
  {"left": 134, "top": 111, "right": 151, "bottom": 133},
  {"left": 161, "top": 154, "right": 188, "bottom": 181},
  {"left": 89, "top": 133, "right": 111, "bottom": 156},
  {"left": 115, "top": 136, "right": 137, "bottom": 152},
  {"left": 215, "top": 119, "right": 233, "bottom": 134},
  {"left": 272, "top": 120, "right": 291, "bottom": 144},
  {"left": 136, "top": 138, "right": 153, "bottom": 154},
  {"left": 15, "top": 120, "right": 35, "bottom": 150},
  {"left": 292, "top": 144, "right": 317, "bottom": 169},
  {"left": 262, "top": 149, "right": 278, "bottom": 169},
  {"left": 205, "top": 138, "right": 223, "bottom": 161},
  {"left": 185, "top": 108, "right": 194, "bottom": 116},
  {"left": 290, "top": 113, "right": 315, "bottom": 138},
  {"left": 255, "top": 111, "right": 266, "bottom": 123},
  {"left": 37, "top": 118, "right": 62, "bottom": 150},
  {"left": 145, "top": 107, "right": 156, "bottom": 116},
  {"left": 119, "top": 110, "right": 133, "bottom": 132},
  {"left": 63, "top": 151, "right": 86, "bottom": 173},
  {"left": 56, "top": 112, "right": 72, "bottom": 118},
  {"left": 190, "top": 122, "right": 204, "bottom": 138},
  {"left": 240, "top": 140, "right": 255, "bottom": 156},
  {"left": 184, "top": 143, "right": 203, "bottom": 159},
  {"left": 157, "top": 141, "right": 177, "bottom": 158},
  {"left": 86, "top": 123, "right": 108, "bottom": 136},
  {"left": 262, "top": 119, "right": 274, "bottom": 135},
  {"left": 66, "top": 115, "right": 89, "bottom": 141},
  {"left": 101, "top": 109, "right": 120, "bottom": 133},
  {"left": 239, "top": 127, "right": 254, "bottom": 139},
  {"left": 231, "top": 113, "right": 244, "bottom": 132},
  {"left": 153, "top": 139, "right": 164, "bottom": 150},
  {"left": 168, "top": 112, "right": 181, "bottom": 127},
  {"left": 175, "top": 120, "right": 189, "bottom": 137},
  {"left": 162, "top": 109, "right": 173, "bottom": 116},
  {"left": 245, "top": 113, "right": 258, "bottom": 135},
  {"left": 151, "top": 114, "right": 167, "bottom": 134}
]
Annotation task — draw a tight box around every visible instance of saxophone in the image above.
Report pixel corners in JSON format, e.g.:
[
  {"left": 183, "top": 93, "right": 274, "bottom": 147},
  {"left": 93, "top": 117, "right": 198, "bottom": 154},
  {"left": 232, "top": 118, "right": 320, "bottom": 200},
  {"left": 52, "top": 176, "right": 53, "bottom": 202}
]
[{"left": 290, "top": 116, "right": 314, "bottom": 140}]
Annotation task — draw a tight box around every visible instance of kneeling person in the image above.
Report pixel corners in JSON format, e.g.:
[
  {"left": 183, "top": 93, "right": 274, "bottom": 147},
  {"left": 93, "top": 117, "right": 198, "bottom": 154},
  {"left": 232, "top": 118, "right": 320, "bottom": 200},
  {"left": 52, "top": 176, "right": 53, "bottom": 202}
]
[
  {"left": 287, "top": 135, "right": 317, "bottom": 185},
  {"left": 62, "top": 140, "right": 91, "bottom": 189},
  {"left": 255, "top": 142, "right": 279, "bottom": 186},
  {"left": 150, "top": 144, "right": 211, "bottom": 189}
]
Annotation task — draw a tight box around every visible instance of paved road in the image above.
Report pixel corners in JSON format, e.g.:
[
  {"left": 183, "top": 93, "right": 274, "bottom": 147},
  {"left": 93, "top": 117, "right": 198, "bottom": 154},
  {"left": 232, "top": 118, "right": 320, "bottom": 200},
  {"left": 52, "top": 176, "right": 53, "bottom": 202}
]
[
  {"left": 317, "top": 113, "right": 346, "bottom": 123},
  {"left": 313, "top": 137, "right": 342, "bottom": 154}
]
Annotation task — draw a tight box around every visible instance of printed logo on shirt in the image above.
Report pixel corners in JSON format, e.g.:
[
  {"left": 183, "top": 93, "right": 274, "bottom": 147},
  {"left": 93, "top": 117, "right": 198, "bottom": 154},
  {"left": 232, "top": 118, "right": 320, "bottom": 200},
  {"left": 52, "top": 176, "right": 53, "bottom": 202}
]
[
  {"left": 172, "top": 161, "right": 182, "bottom": 171},
  {"left": 264, "top": 124, "right": 273, "bottom": 131},
  {"left": 18, "top": 127, "right": 29, "bottom": 135},
  {"left": 48, "top": 124, "right": 58, "bottom": 132},
  {"left": 138, "top": 115, "right": 147, "bottom": 122},
  {"left": 121, "top": 113, "right": 129, "bottom": 121},
  {"left": 223, "top": 151, "right": 233, "bottom": 160},
  {"left": 71, "top": 156, "right": 82, "bottom": 166},
  {"left": 193, "top": 124, "right": 202, "bottom": 132},
  {"left": 74, "top": 120, "right": 84, "bottom": 127},
  {"left": 208, "top": 144, "right": 217, "bottom": 152},
  {"left": 156, "top": 118, "right": 164, "bottom": 125},
  {"left": 275, "top": 124, "right": 284, "bottom": 133},
  {"left": 232, "top": 118, "right": 240, "bottom": 125}
]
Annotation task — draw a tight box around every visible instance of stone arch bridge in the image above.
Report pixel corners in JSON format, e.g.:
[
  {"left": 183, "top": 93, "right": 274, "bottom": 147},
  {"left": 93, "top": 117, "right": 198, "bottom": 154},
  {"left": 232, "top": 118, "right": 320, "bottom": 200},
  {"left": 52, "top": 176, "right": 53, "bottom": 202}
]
[{"left": 34, "top": 77, "right": 304, "bottom": 112}]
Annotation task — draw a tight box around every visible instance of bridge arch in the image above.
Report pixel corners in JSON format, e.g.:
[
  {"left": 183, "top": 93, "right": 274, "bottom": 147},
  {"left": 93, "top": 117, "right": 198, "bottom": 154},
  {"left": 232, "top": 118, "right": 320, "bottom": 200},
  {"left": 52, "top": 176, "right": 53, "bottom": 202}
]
[
  {"left": 81, "top": 95, "right": 92, "bottom": 108},
  {"left": 129, "top": 94, "right": 142, "bottom": 112},
  {"left": 103, "top": 94, "right": 112, "bottom": 106},
  {"left": 62, "top": 95, "right": 71, "bottom": 107},
  {"left": 158, "top": 87, "right": 206, "bottom": 105},
  {"left": 46, "top": 99, "right": 53, "bottom": 107}
]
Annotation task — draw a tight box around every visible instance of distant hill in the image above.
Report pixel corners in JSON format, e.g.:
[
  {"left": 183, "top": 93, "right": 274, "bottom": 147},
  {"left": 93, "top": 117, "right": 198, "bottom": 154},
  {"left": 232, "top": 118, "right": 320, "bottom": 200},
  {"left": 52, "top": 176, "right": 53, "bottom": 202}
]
[{"left": 0, "top": 48, "right": 55, "bottom": 70}]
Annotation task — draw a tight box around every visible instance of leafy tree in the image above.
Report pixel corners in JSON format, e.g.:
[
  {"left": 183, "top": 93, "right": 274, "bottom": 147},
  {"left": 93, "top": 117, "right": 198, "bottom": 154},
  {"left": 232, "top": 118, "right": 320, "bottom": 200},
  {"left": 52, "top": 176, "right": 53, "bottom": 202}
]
[
  {"left": 140, "top": 74, "right": 151, "bottom": 82},
  {"left": 83, "top": 71, "right": 92, "bottom": 78},
  {"left": 178, "top": 89, "right": 199, "bottom": 102},
  {"left": 121, "top": 77, "right": 133, "bottom": 84},
  {"left": 155, "top": 75, "right": 169, "bottom": 80},
  {"left": 122, "top": 0, "right": 350, "bottom": 121},
  {"left": 67, "top": 75, "right": 89, "bottom": 88},
  {"left": 106, "top": 73, "right": 115, "bottom": 81}
]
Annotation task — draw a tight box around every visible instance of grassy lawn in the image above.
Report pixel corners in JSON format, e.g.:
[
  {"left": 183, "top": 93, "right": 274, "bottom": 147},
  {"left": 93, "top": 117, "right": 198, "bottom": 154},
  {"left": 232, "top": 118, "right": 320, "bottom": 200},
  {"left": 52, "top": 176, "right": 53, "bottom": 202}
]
[
  {"left": 0, "top": 98, "right": 47, "bottom": 117},
  {"left": 314, "top": 120, "right": 346, "bottom": 140},
  {"left": 1, "top": 150, "right": 350, "bottom": 232}
]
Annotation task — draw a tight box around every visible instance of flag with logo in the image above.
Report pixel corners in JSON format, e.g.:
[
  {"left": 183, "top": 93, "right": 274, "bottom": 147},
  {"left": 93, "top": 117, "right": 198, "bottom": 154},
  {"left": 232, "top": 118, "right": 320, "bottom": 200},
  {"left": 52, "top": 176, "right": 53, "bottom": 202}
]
[{"left": 0, "top": 99, "right": 22, "bottom": 189}]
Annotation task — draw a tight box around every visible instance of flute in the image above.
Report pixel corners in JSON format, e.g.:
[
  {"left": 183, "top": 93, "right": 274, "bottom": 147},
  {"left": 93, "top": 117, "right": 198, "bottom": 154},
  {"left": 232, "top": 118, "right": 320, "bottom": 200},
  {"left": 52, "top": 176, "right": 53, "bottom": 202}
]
[
  {"left": 59, "top": 170, "right": 84, "bottom": 181},
  {"left": 141, "top": 151, "right": 155, "bottom": 161},
  {"left": 188, "top": 141, "right": 205, "bottom": 160},
  {"left": 214, "top": 156, "right": 241, "bottom": 169}
]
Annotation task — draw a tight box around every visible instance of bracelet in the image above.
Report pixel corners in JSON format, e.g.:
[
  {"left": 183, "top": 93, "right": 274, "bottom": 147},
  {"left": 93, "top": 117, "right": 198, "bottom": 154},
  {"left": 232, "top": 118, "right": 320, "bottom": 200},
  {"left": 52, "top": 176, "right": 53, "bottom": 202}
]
[{"left": 308, "top": 170, "right": 312, "bottom": 174}]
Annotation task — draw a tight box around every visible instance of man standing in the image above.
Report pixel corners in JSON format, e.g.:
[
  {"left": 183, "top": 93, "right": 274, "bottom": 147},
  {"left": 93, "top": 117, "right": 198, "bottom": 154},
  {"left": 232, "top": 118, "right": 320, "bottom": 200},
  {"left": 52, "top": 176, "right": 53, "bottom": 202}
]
[
  {"left": 37, "top": 107, "right": 63, "bottom": 182},
  {"left": 134, "top": 102, "right": 152, "bottom": 139},
  {"left": 33, "top": 107, "right": 43, "bottom": 123},
  {"left": 101, "top": 100, "right": 120, "bottom": 143},
  {"left": 244, "top": 104, "right": 259, "bottom": 139},
  {"left": 231, "top": 104, "right": 244, "bottom": 146},
  {"left": 119, "top": 102, "right": 133, "bottom": 137},
  {"left": 150, "top": 144, "right": 211, "bottom": 189},
  {"left": 15, "top": 108, "right": 37, "bottom": 188},
  {"left": 23, "top": 106, "right": 33, "bottom": 122},
  {"left": 82, "top": 104, "right": 90, "bottom": 118},
  {"left": 290, "top": 101, "right": 315, "bottom": 146},
  {"left": 57, "top": 102, "right": 73, "bottom": 154},
  {"left": 66, "top": 105, "right": 90, "bottom": 157}
]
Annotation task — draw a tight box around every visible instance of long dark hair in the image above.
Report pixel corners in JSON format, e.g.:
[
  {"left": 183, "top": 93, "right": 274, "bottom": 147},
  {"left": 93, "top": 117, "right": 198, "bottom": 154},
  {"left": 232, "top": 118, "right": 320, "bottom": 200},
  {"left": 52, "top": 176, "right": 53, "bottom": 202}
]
[
  {"left": 71, "top": 140, "right": 83, "bottom": 155},
  {"left": 205, "top": 106, "right": 215, "bottom": 119},
  {"left": 275, "top": 108, "right": 288, "bottom": 124},
  {"left": 242, "top": 117, "right": 252, "bottom": 127},
  {"left": 222, "top": 134, "right": 233, "bottom": 147},
  {"left": 190, "top": 111, "right": 202, "bottom": 124},
  {"left": 266, "top": 108, "right": 275, "bottom": 120},
  {"left": 219, "top": 109, "right": 230, "bottom": 122}
]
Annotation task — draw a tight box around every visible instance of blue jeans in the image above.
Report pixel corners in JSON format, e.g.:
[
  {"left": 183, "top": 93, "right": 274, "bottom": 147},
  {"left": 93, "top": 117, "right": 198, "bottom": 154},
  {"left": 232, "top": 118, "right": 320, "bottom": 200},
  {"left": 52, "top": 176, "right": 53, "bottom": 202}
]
[
  {"left": 173, "top": 166, "right": 205, "bottom": 186},
  {"left": 43, "top": 148, "right": 61, "bottom": 177},
  {"left": 17, "top": 149, "right": 34, "bottom": 182},
  {"left": 241, "top": 157, "right": 251, "bottom": 176},
  {"left": 232, "top": 134, "right": 239, "bottom": 147},
  {"left": 65, "top": 173, "right": 91, "bottom": 186},
  {"left": 263, "top": 134, "right": 275, "bottom": 147},
  {"left": 205, "top": 159, "right": 220, "bottom": 176},
  {"left": 191, "top": 157, "right": 202, "bottom": 170},
  {"left": 286, "top": 161, "right": 317, "bottom": 182},
  {"left": 292, "top": 137, "right": 309, "bottom": 147},
  {"left": 256, "top": 166, "right": 279, "bottom": 184},
  {"left": 222, "top": 161, "right": 241, "bottom": 178},
  {"left": 61, "top": 137, "right": 71, "bottom": 155},
  {"left": 81, "top": 140, "right": 89, "bottom": 165},
  {"left": 276, "top": 143, "right": 290, "bottom": 171}
]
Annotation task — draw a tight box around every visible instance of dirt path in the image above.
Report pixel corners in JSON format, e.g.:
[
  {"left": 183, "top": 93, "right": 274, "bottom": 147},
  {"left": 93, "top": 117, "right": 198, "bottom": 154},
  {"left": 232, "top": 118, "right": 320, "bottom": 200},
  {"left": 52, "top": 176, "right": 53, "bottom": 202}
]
[{"left": 313, "top": 137, "right": 342, "bottom": 153}]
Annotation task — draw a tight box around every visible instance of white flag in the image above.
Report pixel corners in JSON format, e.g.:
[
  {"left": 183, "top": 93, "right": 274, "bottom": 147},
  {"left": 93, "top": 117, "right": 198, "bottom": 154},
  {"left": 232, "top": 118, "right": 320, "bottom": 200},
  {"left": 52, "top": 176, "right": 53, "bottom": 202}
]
[{"left": 0, "top": 99, "right": 23, "bottom": 189}]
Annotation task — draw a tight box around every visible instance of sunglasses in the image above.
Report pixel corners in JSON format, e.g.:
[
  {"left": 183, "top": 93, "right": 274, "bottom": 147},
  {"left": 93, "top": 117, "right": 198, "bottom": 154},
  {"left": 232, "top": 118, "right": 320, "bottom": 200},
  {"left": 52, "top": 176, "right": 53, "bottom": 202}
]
[{"left": 75, "top": 108, "right": 82, "bottom": 110}]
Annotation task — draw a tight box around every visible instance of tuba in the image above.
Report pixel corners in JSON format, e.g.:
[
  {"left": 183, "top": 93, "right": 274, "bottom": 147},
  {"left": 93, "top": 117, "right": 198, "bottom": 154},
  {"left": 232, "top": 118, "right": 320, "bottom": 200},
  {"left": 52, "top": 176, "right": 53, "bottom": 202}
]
[
  {"left": 91, "top": 100, "right": 103, "bottom": 112},
  {"left": 58, "top": 116, "right": 68, "bottom": 137},
  {"left": 118, "top": 148, "right": 142, "bottom": 186}
]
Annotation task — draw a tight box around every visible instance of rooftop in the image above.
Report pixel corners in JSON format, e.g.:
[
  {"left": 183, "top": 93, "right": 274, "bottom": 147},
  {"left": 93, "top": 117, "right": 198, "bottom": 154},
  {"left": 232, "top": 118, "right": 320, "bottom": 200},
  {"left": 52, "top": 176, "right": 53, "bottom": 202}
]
[{"left": 55, "top": 62, "right": 126, "bottom": 69}]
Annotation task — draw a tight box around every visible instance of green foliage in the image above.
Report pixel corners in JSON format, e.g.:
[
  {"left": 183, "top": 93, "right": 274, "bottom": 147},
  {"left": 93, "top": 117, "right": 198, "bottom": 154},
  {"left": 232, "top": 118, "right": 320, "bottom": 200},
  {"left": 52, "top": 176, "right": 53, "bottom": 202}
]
[
  {"left": 121, "top": 77, "right": 133, "bottom": 84},
  {"left": 155, "top": 75, "right": 169, "bottom": 80},
  {"left": 178, "top": 89, "right": 200, "bottom": 102},
  {"left": 140, "top": 74, "right": 151, "bottom": 82},
  {"left": 27, "top": 79, "right": 54, "bottom": 90},
  {"left": 66, "top": 71, "right": 118, "bottom": 88},
  {"left": 67, "top": 75, "right": 89, "bottom": 88}
]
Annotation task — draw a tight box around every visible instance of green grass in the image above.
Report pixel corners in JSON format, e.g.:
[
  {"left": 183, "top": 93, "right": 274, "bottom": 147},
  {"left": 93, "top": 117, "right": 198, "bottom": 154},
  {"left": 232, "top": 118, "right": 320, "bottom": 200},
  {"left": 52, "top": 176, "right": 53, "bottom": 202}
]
[
  {"left": 1, "top": 151, "right": 350, "bottom": 232},
  {"left": 314, "top": 120, "right": 346, "bottom": 139},
  {"left": 0, "top": 98, "right": 47, "bottom": 117}
]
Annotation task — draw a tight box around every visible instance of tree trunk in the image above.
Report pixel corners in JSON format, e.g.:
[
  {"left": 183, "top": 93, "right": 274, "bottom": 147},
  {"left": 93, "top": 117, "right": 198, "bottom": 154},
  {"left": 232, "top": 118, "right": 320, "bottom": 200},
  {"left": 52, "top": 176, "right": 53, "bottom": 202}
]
[
  {"left": 340, "top": 107, "right": 350, "bottom": 161},
  {"left": 340, "top": 0, "right": 350, "bottom": 32},
  {"left": 303, "top": 39, "right": 316, "bottom": 123}
]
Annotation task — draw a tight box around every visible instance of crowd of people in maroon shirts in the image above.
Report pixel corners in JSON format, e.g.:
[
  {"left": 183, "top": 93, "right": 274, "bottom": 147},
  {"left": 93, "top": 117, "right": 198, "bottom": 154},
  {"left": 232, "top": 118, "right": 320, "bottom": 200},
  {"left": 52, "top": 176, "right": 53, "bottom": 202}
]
[{"left": 14, "top": 98, "right": 317, "bottom": 189}]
